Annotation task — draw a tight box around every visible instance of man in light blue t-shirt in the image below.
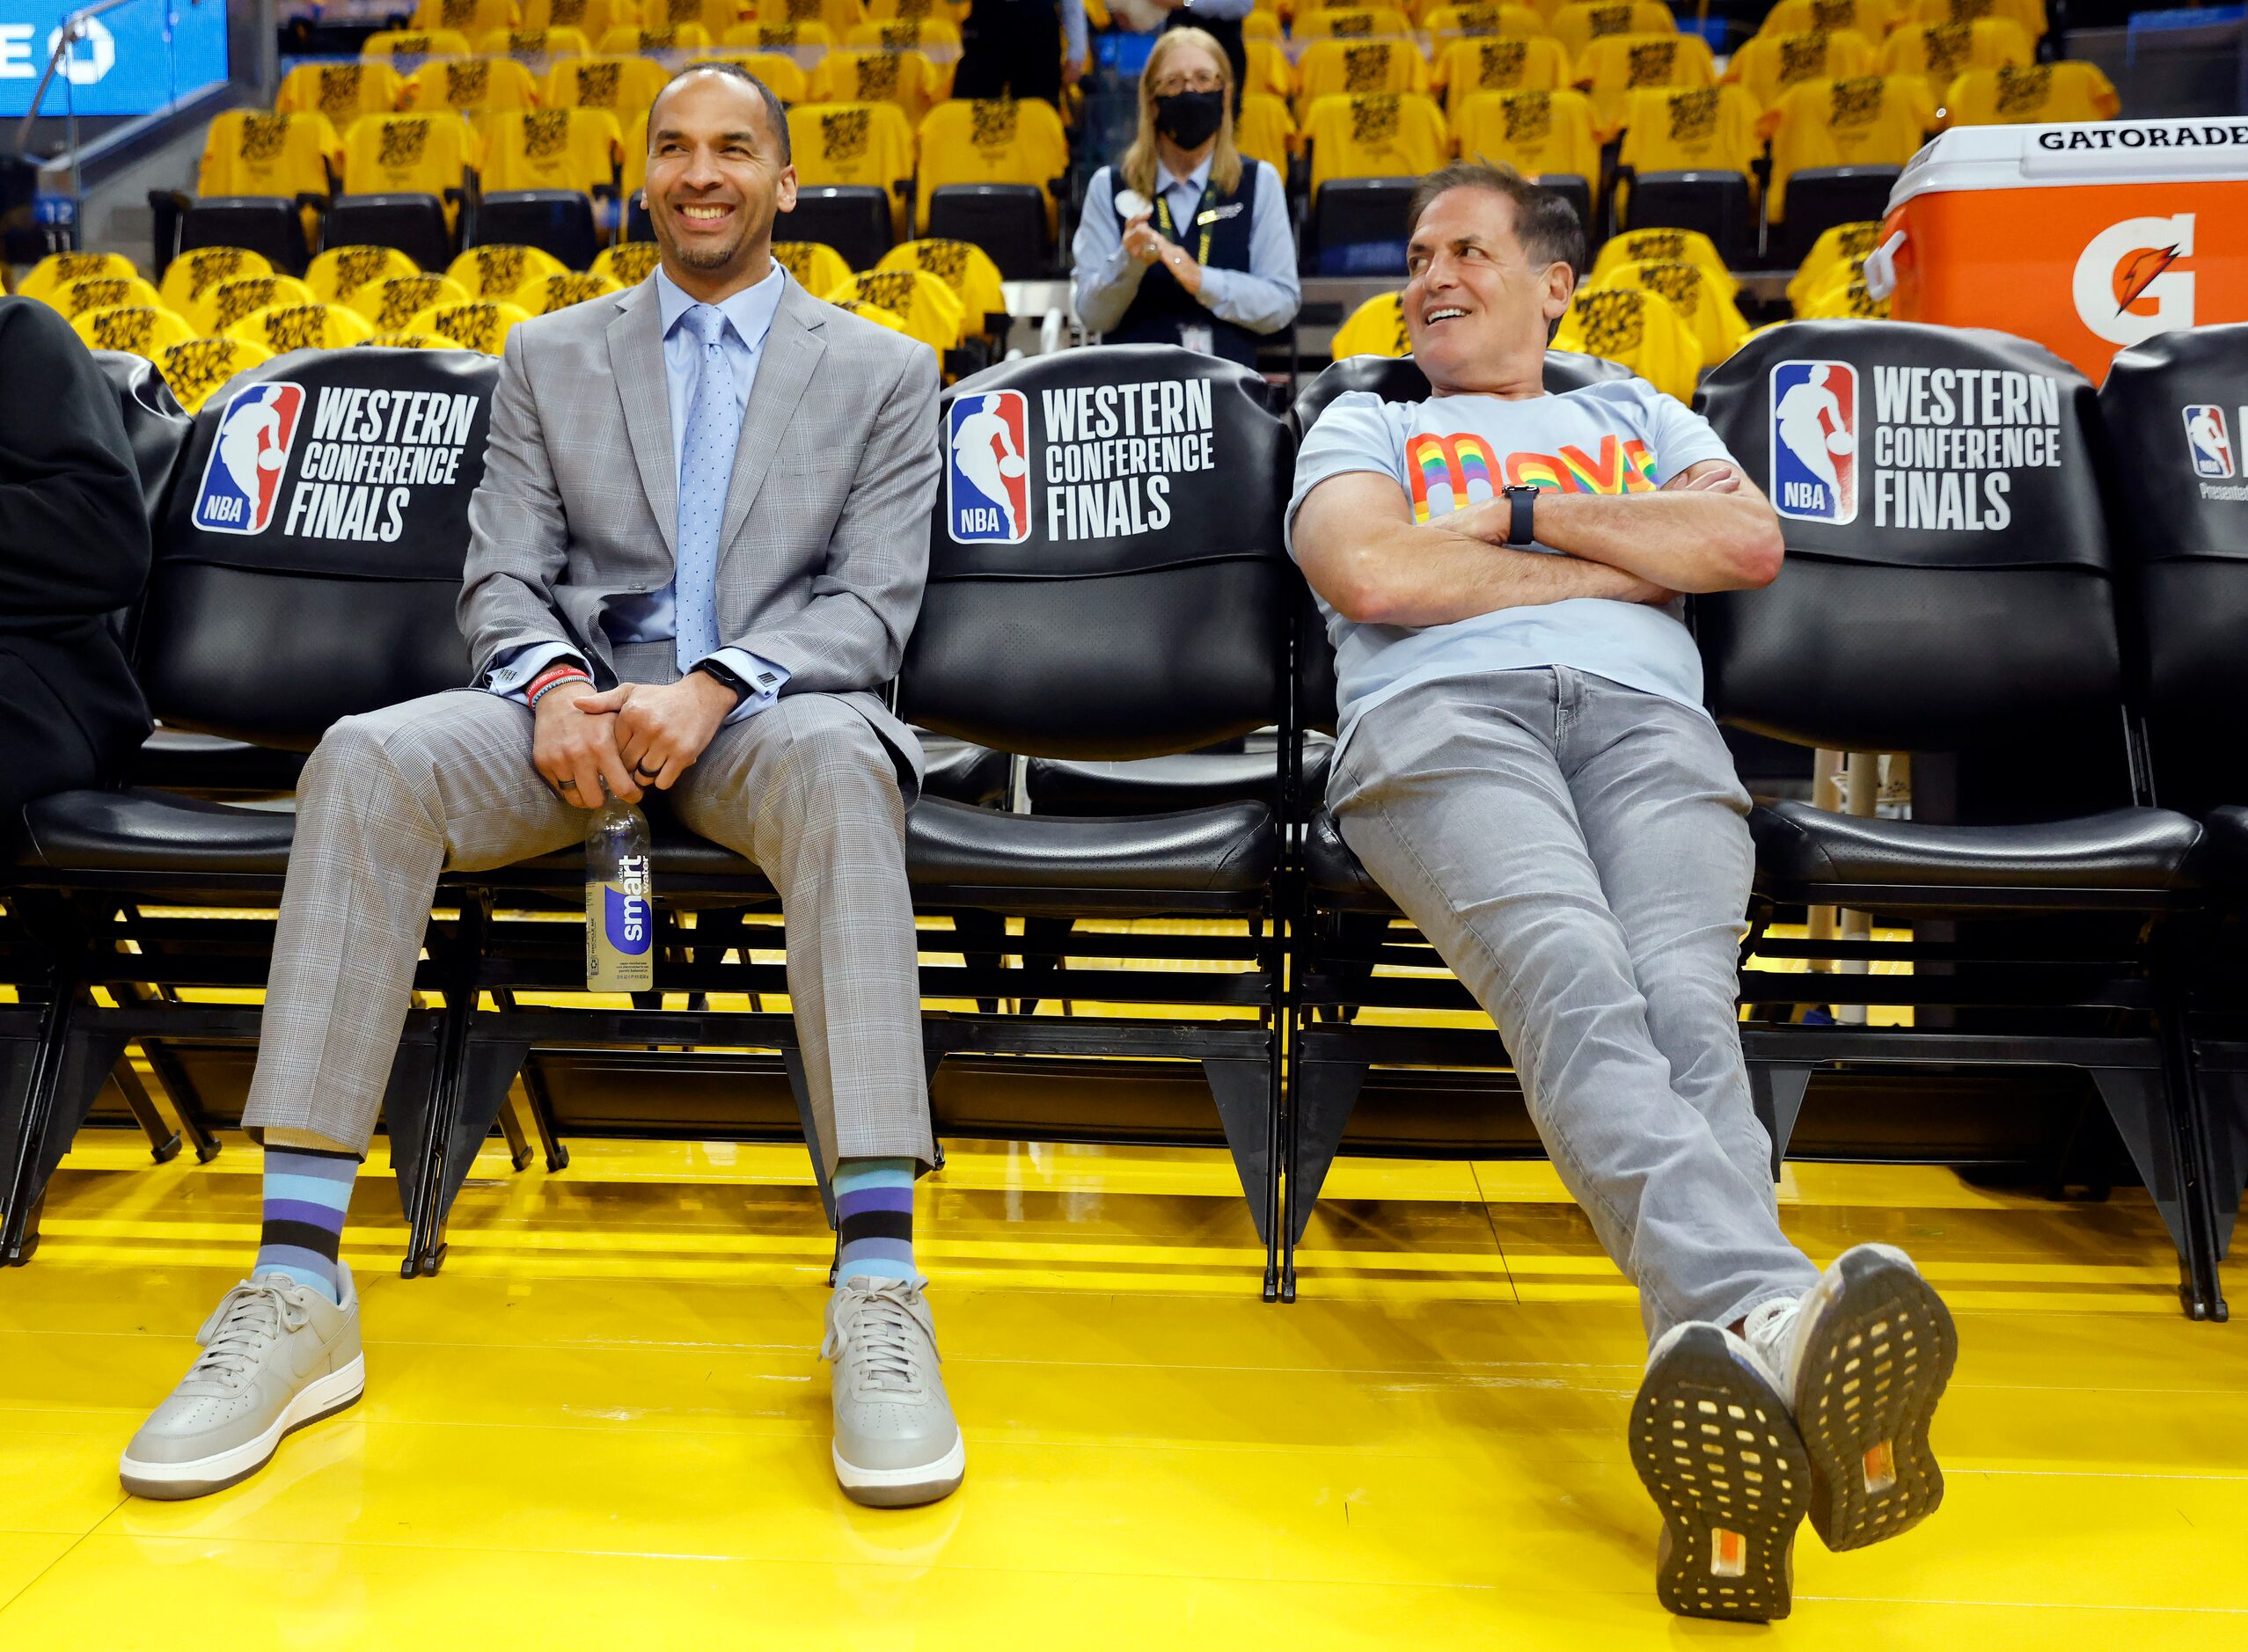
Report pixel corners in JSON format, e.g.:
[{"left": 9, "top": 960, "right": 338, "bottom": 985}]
[{"left": 1289, "top": 163, "right": 1957, "bottom": 1624}]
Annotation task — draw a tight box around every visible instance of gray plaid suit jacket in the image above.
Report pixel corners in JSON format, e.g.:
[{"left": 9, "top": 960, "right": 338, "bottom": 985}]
[{"left": 457, "top": 268, "right": 941, "bottom": 787}]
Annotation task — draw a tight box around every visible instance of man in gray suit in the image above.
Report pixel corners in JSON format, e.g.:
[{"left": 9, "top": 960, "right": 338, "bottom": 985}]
[{"left": 120, "top": 64, "right": 963, "bottom": 1510}]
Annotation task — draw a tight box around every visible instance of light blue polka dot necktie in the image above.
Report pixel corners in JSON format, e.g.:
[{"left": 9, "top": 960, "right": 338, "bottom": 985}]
[{"left": 674, "top": 302, "right": 739, "bottom": 672}]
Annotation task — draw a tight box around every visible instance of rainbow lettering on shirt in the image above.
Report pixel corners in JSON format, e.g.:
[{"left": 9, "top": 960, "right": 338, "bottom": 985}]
[{"left": 1405, "top": 432, "right": 1503, "bottom": 522}]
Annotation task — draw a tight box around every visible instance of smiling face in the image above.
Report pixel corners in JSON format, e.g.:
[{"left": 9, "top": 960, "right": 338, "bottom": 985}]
[
  {"left": 1402, "top": 185, "right": 1576, "bottom": 397},
  {"left": 642, "top": 69, "right": 797, "bottom": 297}
]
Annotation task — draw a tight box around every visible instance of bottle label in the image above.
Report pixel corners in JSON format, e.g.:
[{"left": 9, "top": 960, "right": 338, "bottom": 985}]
[{"left": 586, "top": 853, "right": 654, "bottom": 988}]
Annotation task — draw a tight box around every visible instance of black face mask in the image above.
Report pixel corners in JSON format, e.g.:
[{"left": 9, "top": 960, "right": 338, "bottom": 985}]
[{"left": 1153, "top": 90, "right": 1225, "bottom": 150}]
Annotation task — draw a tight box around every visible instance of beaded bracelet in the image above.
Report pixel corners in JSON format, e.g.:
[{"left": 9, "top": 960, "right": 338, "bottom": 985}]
[{"left": 526, "top": 663, "right": 593, "bottom": 709}]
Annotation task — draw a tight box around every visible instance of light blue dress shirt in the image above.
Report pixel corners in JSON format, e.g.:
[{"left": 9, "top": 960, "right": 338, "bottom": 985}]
[
  {"left": 485, "top": 261, "right": 792, "bottom": 725},
  {"left": 1071, "top": 155, "right": 1300, "bottom": 338}
]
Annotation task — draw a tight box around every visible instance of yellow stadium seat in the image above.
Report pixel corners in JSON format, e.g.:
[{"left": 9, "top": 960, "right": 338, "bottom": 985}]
[
  {"left": 413, "top": 0, "right": 520, "bottom": 35},
  {"left": 1592, "top": 258, "right": 1749, "bottom": 365},
  {"left": 867, "top": 0, "right": 968, "bottom": 23},
  {"left": 1798, "top": 271, "right": 1890, "bottom": 317},
  {"left": 1293, "top": 8, "right": 1417, "bottom": 41},
  {"left": 721, "top": 20, "right": 840, "bottom": 51},
  {"left": 546, "top": 54, "right": 671, "bottom": 117},
  {"left": 1453, "top": 87, "right": 1600, "bottom": 187},
  {"left": 687, "top": 50, "right": 811, "bottom": 102},
  {"left": 773, "top": 239, "right": 856, "bottom": 293},
  {"left": 1244, "top": 40, "right": 1294, "bottom": 100},
  {"left": 1589, "top": 225, "right": 1736, "bottom": 295},
  {"left": 787, "top": 101, "right": 916, "bottom": 235},
  {"left": 1304, "top": 91, "right": 1449, "bottom": 200},
  {"left": 513, "top": 268, "right": 627, "bottom": 311},
  {"left": 524, "top": 0, "right": 631, "bottom": 39},
  {"left": 402, "top": 55, "right": 544, "bottom": 113},
  {"left": 18, "top": 250, "right": 140, "bottom": 305},
  {"left": 596, "top": 241, "right": 663, "bottom": 282},
  {"left": 1243, "top": 6, "right": 1282, "bottom": 39},
  {"left": 276, "top": 61, "right": 406, "bottom": 124},
  {"left": 1915, "top": 0, "right": 2044, "bottom": 40},
  {"left": 913, "top": 98, "right": 1070, "bottom": 238},
  {"left": 362, "top": 28, "right": 477, "bottom": 57},
  {"left": 809, "top": 48, "right": 946, "bottom": 123},
  {"left": 341, "top": 113, "right": 479, "bottom": 225},
  {"left": 1785, "top": 217, "right": 1884, "bottom": 310},
  {"left": 1549, "top": 0, "right": 1674, "bottom": 65},
  {"left": 477, "top": 106, "right": 626, "bottom": 197},
  {"left": 360, "top": 329, "right": 463, "bottom": 347},
  {"left": 1758, "top": 0, "right": 1898, "bottom": 37},
  {"left": 410, "top": 299, "right": 534, "bottom": 351},
  {"left": 1615, "top": 84, "right": 1761, "bottom": 212},
  {"left": 1431, "top": 35, "right": 1570, "bottom": 121},
  {"left": 647, "top": 0, "right": 750, "bottom": 35},
  {"left": 480, "top": 26, "right": 593, "bottom": 57},
  {"left": 306, "top": 245, "right": 425, "bottom": 304},
  {"left": 846, "top": 17, "right": 961, "bottom": 55},
  {"left": 875, "top": 237, "right": 1004, "bottom": 329},
  {"left": 1878, "top": 18, "right": 2033, "bottom": 99},
  {"left": 1293, "top": 40, "right": 1427, "bottom": 122},
  {"left": 449, "top": 243, "right": 569, "bottom": 297},
  {"left": 1572, "top": 31, "right": 1716, "bottom": 138},
  {"left": 1331, "top": 289, "right": 1410, "bottom": 357},
  {"left": 227, "top": 302, "right": 380, "bottom": 352},
  {"left": 199, "top": 273, "right": 322, "bottom": 334},
  {"left": 350, "top": 272, "right": 480, "bottom": 330},
  {"left": 1552, "top": 283, "right": 1700, "bottom": 400},
  {"left": 72, "top": 304, "right": 199, "bottom": 358},
  {"left": 1761, "top": 75, "right": 1933, "bottom": 221},
  {"left": 197, "top": 110, "right": 342, "bottom": 201},
  {"left": 159, "top": 246, "right": 275, "bottom": 317},
  {"left": 827, "top": 268, "right": 963, "bottom": 349},
  {"left": 1722, "top": 29, "right": 1878, "bottom": 114},
  {"left": 46, "top": 274, "right": 165, "bottom": 321},
  {"left": 155, "top": 337, "right": 273, "bottom": 413},
  {"left": 1938, "top": 59, "right": 2116, "bottom": 126},
  {"left": 1424, "top": 4, "right": 1550, "bottom": 39},
  {"left": 765, "top": 0, "right": 866, "bottom": 38},
  {"left": 1235, "top": 92, "right": 1298, "bottom": 175},
  {"left": 827, "top": 296, "right": 931, "bottom": 359},
  {"left": 597, "top": 23, "right": 715, "bottom": 53}
]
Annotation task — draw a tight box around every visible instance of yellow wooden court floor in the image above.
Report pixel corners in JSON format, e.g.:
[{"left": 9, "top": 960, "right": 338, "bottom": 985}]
[{"left": 0, "top": 1126, "right": 2242, "bottom": 1648}]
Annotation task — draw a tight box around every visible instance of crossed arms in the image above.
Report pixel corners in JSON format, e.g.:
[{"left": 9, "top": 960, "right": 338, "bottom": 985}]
[{"left": 1291, "top": 460, "right": 1785, "bottom": 630}]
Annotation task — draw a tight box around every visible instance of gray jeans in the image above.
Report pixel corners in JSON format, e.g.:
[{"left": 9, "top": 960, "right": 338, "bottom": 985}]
[{"left": 1329, "top": 668, "right": 1820, "bottom": 1341}]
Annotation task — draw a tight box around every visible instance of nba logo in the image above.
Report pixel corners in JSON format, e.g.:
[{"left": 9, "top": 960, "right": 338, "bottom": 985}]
[
  {"left": 1768, "top": 361, "right": 1858, "bottom": 525},
  {"left": 947, "top": 389, "right": 1031, "bottom": 544},
  {"left": 2183, "top": 405, "right": 2234, "bottom": 479},
  {"left": 191, "top": 383, "right": 304, "bottom": 536}
]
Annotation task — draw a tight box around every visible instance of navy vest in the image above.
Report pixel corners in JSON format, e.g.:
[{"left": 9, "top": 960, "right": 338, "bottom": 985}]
[{"left": 1106, "top": 161, "right": 1262, "bottom": 369}]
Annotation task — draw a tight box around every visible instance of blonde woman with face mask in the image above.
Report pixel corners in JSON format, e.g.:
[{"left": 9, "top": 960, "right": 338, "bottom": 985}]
[{"left": 1069, "top": 27, "right": 1299, "bottom": 365}]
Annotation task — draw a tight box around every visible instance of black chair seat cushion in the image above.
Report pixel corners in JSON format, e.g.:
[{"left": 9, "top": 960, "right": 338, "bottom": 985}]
[
  {"left": 18, "top": 788, "right": 297, "bottom": 875},
  {"left": 130, "top": 730, "right": 307, "bottom": 795},
  {"left": 1026, "top": 742, "right": 1329, "bottom": 816},
  {"left": 905, "top": 797, "right": 1276, "bottom": 900},
  {"left": 1750, "top": 800, "right": 2209, "bottom": 897},
  {"left": 1305, "top": 807, "right": 1395, "bottom": 912}
]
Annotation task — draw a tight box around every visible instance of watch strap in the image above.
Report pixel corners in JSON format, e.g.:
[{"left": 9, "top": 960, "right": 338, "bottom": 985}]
[{"left": 1505, "top": 485, "right": 1537, "bottom": 548}]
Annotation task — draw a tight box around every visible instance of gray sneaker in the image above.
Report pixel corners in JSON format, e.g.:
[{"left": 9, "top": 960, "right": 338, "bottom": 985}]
[
  {"left": 120, "top": 1266, "right": 365, "bottom": 1501},
  {"left": 820, "top": 1276, "right": 965, "bottom": 1508}
]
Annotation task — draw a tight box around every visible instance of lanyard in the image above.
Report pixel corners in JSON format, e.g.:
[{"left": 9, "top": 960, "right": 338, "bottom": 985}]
[{"left": 1154, "top": 178, "right": 1217, "bottom": 268}]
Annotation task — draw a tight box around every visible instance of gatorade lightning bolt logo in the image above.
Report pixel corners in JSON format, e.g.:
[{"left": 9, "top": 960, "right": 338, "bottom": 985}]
[{"left": 2073, "top": 214, "right": 2195, "bottom": 349}]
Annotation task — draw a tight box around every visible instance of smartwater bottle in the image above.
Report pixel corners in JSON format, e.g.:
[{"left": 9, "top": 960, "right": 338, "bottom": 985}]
[{"left": 585, "top": 787, "right": 655, "bottom": 991}]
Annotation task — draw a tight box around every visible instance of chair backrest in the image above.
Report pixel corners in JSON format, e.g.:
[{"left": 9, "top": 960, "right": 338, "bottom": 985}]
[
  {"left": 201, "top": 273, "right": 320, "bottom": 334},
  {"left": 809, "top": 47, "right": 942, "bottom": 121},
  {"left": 350, "top": 271, "right": 477, "bottom": 329},
  {"left": 1785, "top": 219, "right": 1882, "bottom": 310},
  {"left": 197, "top": 111, "right": 342, "bottom": 201},
  {"left": 1549, "top": 0, "right": 1675, "bottom": 62},
  {"left": 411, "top": 0, "right": 518, "bottom": 36},
  {"left": 305, "top": 244, "right": 424, "bottom": 305},
  {"left": 1295, "top": 7, "right": 1417, "bottom": 40},
  {"left": 1695, "top": 318, "right": 2118, "bottom": 754},
  {"left": 341, "top": 113, "right": 476, "bottom": 200},
  {"left": 411, "top": 300, "right": 532, "bottom": 353},
  {"left": 1916, "top": 0, "right": 2047, "bottom": 40},
  {"left": 47, "top": 274, "right": 165, "bottom": 321},
  {"left": 1595, "top": 259, "right": 1748, "bottom": 366},
  {"left": 1941, "top": 60, "right": 2115, "bottom": 126},
  {"left": 1615, "top": 84, "right": 1761, "bottom": 180},
  {"left": 914, "top": 99, "right": 1070, "bottom": 224},
  {"left": 2096, "top": 325, "right": 2248, "bottom": 810},
  {"left": 1589, "top": 224, "right": 1734, "bottom": 293},
  {"left": 1454, "top": 86, "right": 1600, "bottom": 183},
  {"left": 690, "top": 48, "right": 810, "bottom": 102},
  {"left": 1761, "top": 0, "right": 1897, "bottom": 37},
  {"left": 276, "top": 61, "right": 406, "bottom": 124},
  {"left": 1295, "top": 40, "right": 1426, "bottom": 121},
  {"left": 154, "top": 337, "right": 275, "bottom": 413},
  {"left": 89, "top": 351, "right": 194, "bottom": 542},
  {"left": 481, "top": 25, "right": 593, "bottom": 58},
  {"left": 1573, "top": 32, "right": 1716, "bottom": 138},
  {"left": 597, "top": 22, "right": 714, "bottom": 52},
  {"left": 1286, "top": 349, "right": 1633, "bottom": 731},
  {"left": 1236, "top": 92, "right": 1298, "bottom": 175},
  {"left": 403, "top": 54, "right": 542, "bottom": 111},
  {"left": 1425, "top": 3, "right": 1552, "bottom": 38},
  {"left": 828, "top": 268, "right": 963, "bottom": 348},
  {"left": 1764, "top": 75, "right": 1934, "bottom": 222},
  {"left": 1305, "top": 91, "right": 1450, "bottom": 197},
  {"left": 1722, "top": 27, "right": 1876, "bottom": 113},
  {"left": 898, "top": 347, "right": 1292, "bottom": 757},
  {"left": 514, "top": 268, "right": 625, "bottom": 313},
  {"left": 525, "top": 0, "right": 628, "bottom": 38},
  {"left": 543, "top": 53, "right": 670, "bottom": 115},
  {"left": 448, "top": 241, "right": 567, "bottom": 298},
  {"left": 227, "top": 302, "right": 379, "bottom": 355},
  {"left": 1434, "top": 36, "right": 1570, "bottom": 121},
  {"left": 1552, "top": 285, "right": 1701, "bottom": 401},
  {"left": 1878, "top": 17, "right": 2033, "bottom": 99},
  {"left": 361, "top": 27, "right": 477, "bottom": 57},
  {"left": 75, "top": 304, "right": 200, "bottom": 360},
  {"left": 594, "top": 241, "right": 662, "bottom": 284},
  {"left": 139, "top": 348, "right": 500, "bottom": 748},
  {"left": 876, "top": 238, "right": 1006, "bottom": 320},
  {"left": 787, "top": 99, "right": 917, "bottom": 190},
  {"left": 159, "top": 245, "right": 275, "bottom": 316}
]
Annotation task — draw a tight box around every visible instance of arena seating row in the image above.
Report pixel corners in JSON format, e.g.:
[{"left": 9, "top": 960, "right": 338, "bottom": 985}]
[{"left": 5, "top": 325, "right": 2237, "bottom": 1314}]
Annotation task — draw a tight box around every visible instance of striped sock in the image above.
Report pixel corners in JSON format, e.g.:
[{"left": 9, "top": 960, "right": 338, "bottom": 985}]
[
  {"left": 255, "top": 1145, "right": 357, "bottom": 1304},
  {"left": 833, "top": 1157, "right": 919, "bottom": 1288}
]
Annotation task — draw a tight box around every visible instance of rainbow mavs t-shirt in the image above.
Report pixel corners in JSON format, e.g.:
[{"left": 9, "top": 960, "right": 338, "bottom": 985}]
[{"left": 1286, "top": 379, "right": 1733, "bottom": 758}]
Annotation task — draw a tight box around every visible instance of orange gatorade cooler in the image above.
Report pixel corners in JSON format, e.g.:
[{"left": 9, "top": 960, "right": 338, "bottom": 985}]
[{"left": 1860, "top": 119, "right": 2248, "bottom": 381}]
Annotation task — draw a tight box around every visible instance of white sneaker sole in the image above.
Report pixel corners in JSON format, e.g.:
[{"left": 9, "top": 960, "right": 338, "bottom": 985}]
[
  {"left": 832, "top": 1429, "right": 967, "bottom": 1509},
  {"left": 120, "top": 1354, "right": 366, "bottom": 1501}
]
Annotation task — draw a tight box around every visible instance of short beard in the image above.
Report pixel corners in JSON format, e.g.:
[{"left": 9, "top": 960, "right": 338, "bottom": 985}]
[{"left": 670, "top": 238, "right": 743, "bottom": 271}]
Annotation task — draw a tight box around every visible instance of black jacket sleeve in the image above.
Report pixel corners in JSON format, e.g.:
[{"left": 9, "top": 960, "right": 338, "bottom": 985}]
[{"left": 0, "top": 296, "right": 151, "bottom": 619}]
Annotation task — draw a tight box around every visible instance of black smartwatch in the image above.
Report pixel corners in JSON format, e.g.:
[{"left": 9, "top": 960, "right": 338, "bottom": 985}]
[
  {"left": 1501, "top": 483, "right": 1539, "bottom": 547},
  {"left": 691, "top": 657, "right": 753, "bottom": 706}
]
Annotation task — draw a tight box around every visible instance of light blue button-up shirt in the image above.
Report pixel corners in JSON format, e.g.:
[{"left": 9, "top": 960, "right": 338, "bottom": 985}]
[
  {"left": 1072, "top": 154, "right": 1300, "bottom": 339},
  {"left": 485, "top": 260, "right": 792, "bottom": 724}
]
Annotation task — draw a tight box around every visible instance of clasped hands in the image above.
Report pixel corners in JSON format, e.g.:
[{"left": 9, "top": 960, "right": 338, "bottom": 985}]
[
  {"left": 1122, "top": 212, "right": 1205, "bottom": 296},
  {"left": 532, "top": 673, "right": 738, "bottom": 807}
]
